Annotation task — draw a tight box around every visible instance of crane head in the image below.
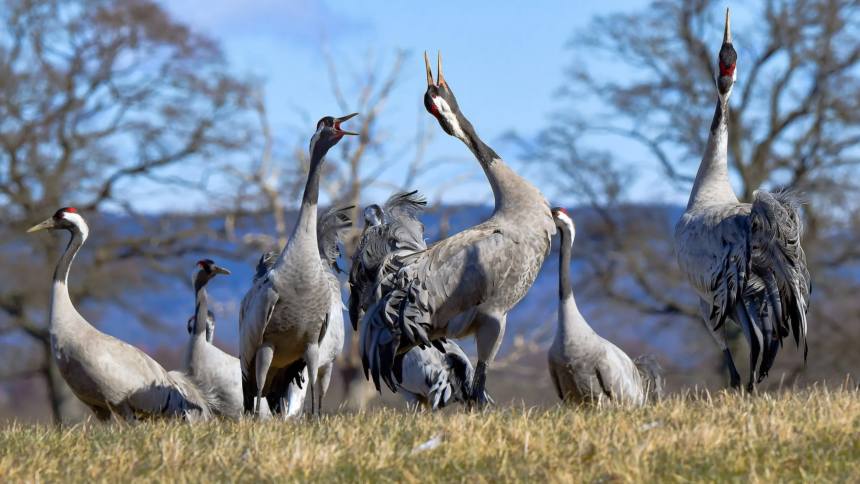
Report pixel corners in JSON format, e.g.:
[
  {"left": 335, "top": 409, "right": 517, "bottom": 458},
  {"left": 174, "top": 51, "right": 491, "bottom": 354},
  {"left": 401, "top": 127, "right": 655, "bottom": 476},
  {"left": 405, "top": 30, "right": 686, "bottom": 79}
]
[
  {"left": 715, "top": 8, "right": 737, "bottom": 96},
  {"left": 309, "top": 113, "right": 359, "bottom": 155},
  {"left": 363, "top": 204, "right": 384, "bottom": 228},
  {"left": 253, "top": 250, "right": 278, "bottom": 284},
  {"left": 551, "top": 207, "right": 576, "bottom": 245},
  {"left": 197, "top": 259, "right": 231, "bottom": 276},
  {"left": 27, "top": 207, "right": 86, "bottom": 234},
  {"left": 423, "top": 51, "right": 467, "bottom": 138},
  {"left": 187, "top": 312, "right": 216, "bottom": 342}
]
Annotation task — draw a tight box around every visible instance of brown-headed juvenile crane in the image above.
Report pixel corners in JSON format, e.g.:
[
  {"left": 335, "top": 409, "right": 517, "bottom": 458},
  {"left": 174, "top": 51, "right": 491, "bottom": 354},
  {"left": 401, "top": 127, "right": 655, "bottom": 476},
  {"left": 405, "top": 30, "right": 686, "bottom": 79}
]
[
  {"left": 239, "top": 114, "right": 358, "bottom": 417},
  {"left": 27, "top": 208, "right": 214, "bottom": 422},
  {"left": 674, "top": 9, "right": 811, "bottom": 391},
  {"left": 183, "top": 259, "right": 270, "bottom": 419},
  {"left": 356, "top": 54, "right": 555, "bottom": 406},
  {"left": 548, "top": 208, "right": 662, "bottom": 405}
]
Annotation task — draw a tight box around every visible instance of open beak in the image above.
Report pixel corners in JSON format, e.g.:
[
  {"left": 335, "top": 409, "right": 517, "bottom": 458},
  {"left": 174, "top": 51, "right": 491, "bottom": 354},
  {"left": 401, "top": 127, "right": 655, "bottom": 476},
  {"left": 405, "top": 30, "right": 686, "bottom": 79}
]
[
  {"left": 424, "top": 51, "right": 446, "bottom": 87},
  {"left": 27, "top": 218, "right": 55, "bottom": 233},
  {"left": 333, "top": 113, "right": 360, "bottom": 136},
  {"left": 425, "top": 51, "right": 434, "bottom": 86},
  {"left": 212, "top": 265, "right": 231, "bottom": 275},
  {"left": 723, "top": 8, "right": 731, "bottom": 44}
]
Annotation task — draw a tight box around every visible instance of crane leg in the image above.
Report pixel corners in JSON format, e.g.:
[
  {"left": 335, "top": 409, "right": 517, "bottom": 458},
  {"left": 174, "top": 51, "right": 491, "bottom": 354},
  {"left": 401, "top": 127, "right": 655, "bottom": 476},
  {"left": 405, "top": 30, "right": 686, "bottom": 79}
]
[
  {"left": 255, "top": 343, "right": 274, "bottom": 418},
  {"left": 317, "top": 362, "right": 333, "bottom": 413},
  {"left": 470, "top": 311, "right": 506, "bottom": 408},
  {"left": 733, "top": 303, "right": 763, "bottom": 394},
  {"left": 700, "top": 299, "right": 741, "bottom": 390},
  {"left": 304, "top": 344, "right": 320, "bottom": 418}
]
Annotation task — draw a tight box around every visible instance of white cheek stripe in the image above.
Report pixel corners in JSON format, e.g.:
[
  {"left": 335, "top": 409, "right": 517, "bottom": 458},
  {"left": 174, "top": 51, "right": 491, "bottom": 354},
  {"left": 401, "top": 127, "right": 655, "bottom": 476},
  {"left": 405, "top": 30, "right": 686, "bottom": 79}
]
[
  {"left": 63, "top": 212, "right": 89, "bottom": 239},
  {"left": 309, "top": 124, "right": 324, "bottom": 154},
  {"left": 555, "top": 212, "right": 575, "bottom": 246},
  {"left": 435, "top": 97, "right": 469, "bottom": 146}
]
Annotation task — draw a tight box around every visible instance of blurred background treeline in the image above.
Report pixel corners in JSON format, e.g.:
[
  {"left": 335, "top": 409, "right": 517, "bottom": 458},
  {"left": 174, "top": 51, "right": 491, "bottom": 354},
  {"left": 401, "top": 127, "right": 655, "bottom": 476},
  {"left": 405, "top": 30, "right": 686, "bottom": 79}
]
[{"left": 1, "top": 0, "right": 859, "bottom": 423}]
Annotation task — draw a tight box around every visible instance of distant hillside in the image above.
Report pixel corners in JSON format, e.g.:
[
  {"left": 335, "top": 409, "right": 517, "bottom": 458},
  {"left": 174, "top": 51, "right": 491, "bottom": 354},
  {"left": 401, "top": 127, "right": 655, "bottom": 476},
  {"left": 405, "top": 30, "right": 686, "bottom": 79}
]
[{"left": 94, "top": 204, "right": 688, "bottom": 364}]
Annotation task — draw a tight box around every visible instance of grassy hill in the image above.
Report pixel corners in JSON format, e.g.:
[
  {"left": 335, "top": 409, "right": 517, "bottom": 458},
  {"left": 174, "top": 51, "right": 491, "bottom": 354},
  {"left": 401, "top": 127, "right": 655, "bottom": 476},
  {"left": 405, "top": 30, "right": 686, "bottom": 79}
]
[{"left": 2, "top": 387, "right": 858, "bottom": 482}]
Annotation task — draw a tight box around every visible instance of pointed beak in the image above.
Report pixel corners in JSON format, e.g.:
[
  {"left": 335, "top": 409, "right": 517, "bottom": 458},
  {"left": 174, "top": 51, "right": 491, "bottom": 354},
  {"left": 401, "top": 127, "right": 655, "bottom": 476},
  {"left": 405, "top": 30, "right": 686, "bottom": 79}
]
[
  {"left": 212, "top": 265, "right": 231, "bottom": 275},
  {"left": 333, "top": 113, "right": 360, "bottom": 136},
  {"left": 27, "top": 218, "right": 55, "bottom": 233},
  {"left": 723, "top": 8, "right": 732, "bottom": 44},
  {"left": 425, "top": 51, "right": 434, "bottom": 86},
  {"left": 437, "top": 51, "right": 445, "bottom": 87},
  {"left": 424, "top": 51, "right": 446, "bottom": 87}
]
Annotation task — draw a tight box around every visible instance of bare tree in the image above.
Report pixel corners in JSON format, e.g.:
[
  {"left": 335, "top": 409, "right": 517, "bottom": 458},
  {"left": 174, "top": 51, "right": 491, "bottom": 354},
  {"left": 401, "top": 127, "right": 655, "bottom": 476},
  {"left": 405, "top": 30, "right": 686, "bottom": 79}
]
[
  {"left": 529, "top": 0, "right": 860, "bottom": 388},
  {"left": 0, "top": 0, "right": 253, "bottom": 423}
]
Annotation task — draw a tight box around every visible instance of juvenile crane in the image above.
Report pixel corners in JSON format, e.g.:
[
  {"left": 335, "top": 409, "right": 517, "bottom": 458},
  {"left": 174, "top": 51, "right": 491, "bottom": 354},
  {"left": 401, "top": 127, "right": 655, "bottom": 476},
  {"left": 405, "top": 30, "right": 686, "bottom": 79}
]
[
  {"left": 239, "top": 114, "right": 358, "bottom": 417},
  {"left": 252, "top": 207, "right": 351, "bottom": 418},
  {"left": 548, "top": 208, "right": 662, "bottom": 405},
  {"left": 183, "top": 259, "right": 270, "bottom": 419},
  {"left": 674, "top": 9, "right": 810, "bottom": 391},
  {"left": 27, "top": 208, "right": 214, "bottom": 422},
  {"left": 357, "top": 53, "right": 555, "bottom": 405}
]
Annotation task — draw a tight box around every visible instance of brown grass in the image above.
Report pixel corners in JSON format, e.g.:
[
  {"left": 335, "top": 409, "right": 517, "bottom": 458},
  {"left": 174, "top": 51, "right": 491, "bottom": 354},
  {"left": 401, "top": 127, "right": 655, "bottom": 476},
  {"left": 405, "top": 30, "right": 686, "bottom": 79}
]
[{"left": 1, "top": 388, "right": 859, "bottom": 483}]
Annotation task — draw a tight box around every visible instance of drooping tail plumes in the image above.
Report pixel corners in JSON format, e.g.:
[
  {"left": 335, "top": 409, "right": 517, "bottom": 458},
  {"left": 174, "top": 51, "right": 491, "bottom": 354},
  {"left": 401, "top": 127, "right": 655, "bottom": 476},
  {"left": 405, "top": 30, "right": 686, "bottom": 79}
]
[
  {"left": 349, "top": 191, "right": 430, "bottom": 391},
  {"left": 632, "top": 355, "right": 664, "bottom": 403},
  {"left": 349, "top": 191, "right": 427, "bottom": 331},
  {"left": 167, "top": 370, "right": 218, "bottom": 421},
  {"left": 749, "top": 189, "right": 811, "bottom": 374}
]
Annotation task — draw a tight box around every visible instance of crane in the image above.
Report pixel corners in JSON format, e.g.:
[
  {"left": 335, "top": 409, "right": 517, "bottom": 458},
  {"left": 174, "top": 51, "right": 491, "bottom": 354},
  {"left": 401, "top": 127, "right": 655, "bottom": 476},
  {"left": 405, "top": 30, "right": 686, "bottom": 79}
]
[
  {"left": 548, "top": 208, "right": 662, "bottom": 405},
  {"left": 239, "top": 114, "right": 358, "bottom": 417},
  {"left": 27, "top": 208, "right": 214, "bottom": 422},
  {"left": 183, "top": 259, "right": 271, "bottom": 419},
  {"left": 356, "top": 53, "right": 555, "bottom": 406},
  {"left": 673, "top": 9, "right": 810, "bottom": 391}
]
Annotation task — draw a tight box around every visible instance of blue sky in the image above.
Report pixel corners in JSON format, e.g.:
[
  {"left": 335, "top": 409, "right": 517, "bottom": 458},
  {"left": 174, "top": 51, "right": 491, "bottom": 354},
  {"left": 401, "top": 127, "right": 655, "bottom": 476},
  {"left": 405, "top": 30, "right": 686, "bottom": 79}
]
[{"left": 160, "top": 0, "right": 663, "bottom": 210}]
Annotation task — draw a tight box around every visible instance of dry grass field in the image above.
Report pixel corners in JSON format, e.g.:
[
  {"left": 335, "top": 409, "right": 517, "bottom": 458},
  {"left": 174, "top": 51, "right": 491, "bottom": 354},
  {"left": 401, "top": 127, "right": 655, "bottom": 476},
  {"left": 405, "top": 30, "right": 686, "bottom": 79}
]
[{"left": 1, "top": 388, "right": 859, "bottom": 483}]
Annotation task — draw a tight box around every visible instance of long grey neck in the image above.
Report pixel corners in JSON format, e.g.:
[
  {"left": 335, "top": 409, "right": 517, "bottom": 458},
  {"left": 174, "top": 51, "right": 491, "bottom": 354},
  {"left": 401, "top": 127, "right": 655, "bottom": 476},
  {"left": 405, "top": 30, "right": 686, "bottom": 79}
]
[
  {"left": 687, "top": 92, "right": 739, "bottom": 209},
  {"left": 49, "top": 228, "right": 88, "bottom": 331},
  {"left": 556, "top": 227, "right": 590, "bottom": 342},
  {"left": 193, "top": 272, "right": 209, "bottom": 338},
  {"left": 454, "top": 116, "right": 524, "bottom": 212},
  {"left": 281, "top": 147, "right": 326, "bottom": 261}
]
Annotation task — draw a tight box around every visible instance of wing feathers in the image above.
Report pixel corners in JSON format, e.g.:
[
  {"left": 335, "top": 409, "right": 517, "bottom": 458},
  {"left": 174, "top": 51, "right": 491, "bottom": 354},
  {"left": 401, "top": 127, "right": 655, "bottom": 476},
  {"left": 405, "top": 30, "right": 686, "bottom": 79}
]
[{"left": 685, "top": 189, "right": 811, "bottom": 381}]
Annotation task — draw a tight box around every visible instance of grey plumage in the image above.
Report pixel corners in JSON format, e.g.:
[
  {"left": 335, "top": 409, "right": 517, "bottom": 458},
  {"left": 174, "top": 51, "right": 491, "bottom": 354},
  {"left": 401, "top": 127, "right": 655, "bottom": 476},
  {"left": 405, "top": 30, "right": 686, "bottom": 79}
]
[
  {"left": 255, "top": 207, "right": 351, "bottom": 418},
  {"left": 674, "top": 10, "right": 810, "bottom": 391},
  {"left": 547, "top": 208, "right": 663, "bottom": 405},
  {"left": 353, "top": 53, "right": 555, "bottom": 405},
  {"left": 317, "top": 206, "right": 353, "bottom": 274},
  {"left": 183, "top": 260, "right": 271, "bottom": 420},
  {"left": 27, "top": 208, "right": 215, "bottom": 423},
  {"left": 348, "top": 190, "right": 427, "bottom": 332},
  {"left": 393, "top": 339, "right": 491, "bottom": 409},
  {"left": 240, "top": 113, "right": 357, "bottom": 417}
]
